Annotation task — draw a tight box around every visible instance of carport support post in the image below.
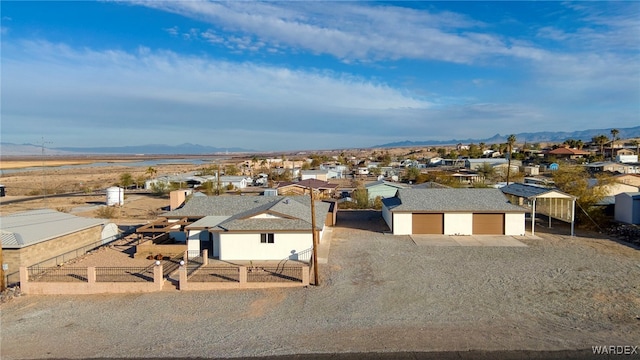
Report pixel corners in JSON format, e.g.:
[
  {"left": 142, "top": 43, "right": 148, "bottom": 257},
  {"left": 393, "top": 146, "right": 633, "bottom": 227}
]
[
  {"left": 310, "top": 187, "right": 319, "bottom": 286},
  {"left": 571, "top": 199, "right": 576, "bottom": 237},
  {"left": 531, "top": 198, "right": 536, "bottom": 236}
]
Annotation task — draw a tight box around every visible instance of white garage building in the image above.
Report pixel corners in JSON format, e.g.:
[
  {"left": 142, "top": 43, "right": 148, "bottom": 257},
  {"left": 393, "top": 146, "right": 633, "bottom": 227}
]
[{"left": 382, "top": 188, "right": 526, "bottom": 236}]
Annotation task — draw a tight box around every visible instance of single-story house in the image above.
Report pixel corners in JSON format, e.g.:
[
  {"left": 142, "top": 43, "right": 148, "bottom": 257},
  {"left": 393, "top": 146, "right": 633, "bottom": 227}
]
[
  {"left": 465, "top": 159, "right": 521, "bottom": 174},
  {"left": 382, "top": 188, "right": 526, "bottom": 236},
  {"left": 276, "top": 179, "right": 338, "bottom": 199},
  {"left": 161, "top": 195, "right": 332, "bottom": 261},
  {"left": 365, "top": 180, "right": 409, "bottom": 201},
  {"left": 614, "top": 174, "right": 640, "bottom": 188},
  {"left": 217, "top": 176, "right": 249, "bottom": 189},
  {"left": 615, "top": 149, "right": 638, "bottom": 163},
  {"left": 300, "top": 169, "right": 329, "bottom": 181},
  {"left": 544, "top": 147, "right": 591, "bottom": 159},
  {"left": 588, "top": 179, "right": 639, "bottom": 198},
  {"left": 585, "top": 162, "right": 639, "bottom": 174},
  {"left": 1, "top": 209, "right": 119, "bottom": 285},
  {"left": 614, "top": 192, "right": 640, "bottom": 225}
]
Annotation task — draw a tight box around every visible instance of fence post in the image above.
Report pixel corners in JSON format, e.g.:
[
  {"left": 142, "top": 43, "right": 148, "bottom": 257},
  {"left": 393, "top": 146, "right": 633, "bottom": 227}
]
[
  {"left": 183, "top": 250, "right": 188, "bottom": 266},
  {"left": 239, "top": 266, "right": 247, "bottom": 284},
  {"left": 19, "top": 267, "right": 29, "bottom": 293},
  {"left": 179, "top": 265, "right": 187, "bottom": 291},
  {"left": 301, "top": 266, "right": 309, "bottom": 286},
  {"left": 154, "top": 264, "right": 164, "bottom": 290},
  {"left": 87, "top": 267, "right": 96, "bottom": 283},
  {"left": 202, "top": 249, "right": 208, "bottom": 266}
]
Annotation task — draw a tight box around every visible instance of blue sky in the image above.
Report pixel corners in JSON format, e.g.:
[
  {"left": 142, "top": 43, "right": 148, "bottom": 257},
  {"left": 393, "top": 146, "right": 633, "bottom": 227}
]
[{"left": 1, "top": 1, "right": 638, "bottom": 151}]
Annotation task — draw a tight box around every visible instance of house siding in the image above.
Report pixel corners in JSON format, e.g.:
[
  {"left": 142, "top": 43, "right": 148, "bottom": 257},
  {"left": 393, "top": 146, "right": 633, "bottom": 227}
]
[
  {"left": 218, "top": 232, "right": 313, "bottom": 260},
  {"left": 444, "top": 213, "right": 473, "bottom": 235},
  {"left": 392, "top": 213, "right": 412, "bottom": 235},
  {"left": 505, "top": 213, "right": 526, "bottom": 235},
  {"left": 382, "top": 205, "right": 393, "bottom": 231}
]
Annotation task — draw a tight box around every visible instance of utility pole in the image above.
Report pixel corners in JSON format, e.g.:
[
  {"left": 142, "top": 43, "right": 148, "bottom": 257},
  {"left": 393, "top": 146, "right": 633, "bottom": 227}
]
[
  {"left": 217, "top": 164, "right": 221, "bottom": 195},
  {"left": 309, "top": 186, "right": 319, "bottom": 286},
  {"left": 0, "top": 239, "right": 5, "bottom": 292},
  {"left": 41, "top": 137, "right": 52, "bottom": 206}
]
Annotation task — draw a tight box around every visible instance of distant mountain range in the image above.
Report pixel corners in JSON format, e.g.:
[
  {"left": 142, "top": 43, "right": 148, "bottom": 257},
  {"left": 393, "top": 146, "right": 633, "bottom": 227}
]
[
  {"left": 372, "top": 126, "right": 640, "bottom": 148},
  {"left": 3, "top": 126, "right": 639, "bottom": 156},
  {"left": 0, "top": 142, "right": 253, "bottom": 156}
]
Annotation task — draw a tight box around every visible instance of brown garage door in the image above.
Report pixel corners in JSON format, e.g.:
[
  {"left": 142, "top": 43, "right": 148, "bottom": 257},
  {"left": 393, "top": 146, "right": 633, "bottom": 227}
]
[
  {"left": 412, "top": 213, "right": 444, "bottom": 234},
  {"left": 472, "top": 213, "right": 504, "bottom": 234}
]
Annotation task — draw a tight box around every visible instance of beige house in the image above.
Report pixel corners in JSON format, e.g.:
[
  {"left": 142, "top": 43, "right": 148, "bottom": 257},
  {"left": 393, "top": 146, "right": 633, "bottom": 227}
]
[
  {"left": 614, "top": 174, "right": 640, "bottom": 188},
  {"left": 300, "top": 170, "right": 329, "bottom": 181},
  {"left": 1, "top": 209, "right": 118, "bottom": 285}
]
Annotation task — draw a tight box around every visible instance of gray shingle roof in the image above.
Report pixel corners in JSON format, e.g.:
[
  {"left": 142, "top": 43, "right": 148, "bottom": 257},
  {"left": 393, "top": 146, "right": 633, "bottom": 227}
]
[
  {"left": 1, "top": 209, "right": 107, "bottom": 249},
  {"left": 382, "top": 188, "right": 526, "bottom": 213},
  {"left": 163, "top": 195, "right": 330, "bottom": 231}
]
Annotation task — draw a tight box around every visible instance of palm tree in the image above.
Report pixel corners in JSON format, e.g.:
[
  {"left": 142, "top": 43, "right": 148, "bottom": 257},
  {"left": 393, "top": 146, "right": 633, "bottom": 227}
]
[
  {"left": 610, "top": 128, "right": 620, "bottom": 160},
  {"left": 592, "top": 134, "right": 609, "bottom": 159},
  {"left": 506, "top": 134, "right": 516, "bottom": 185},
  {"left": 630, "top": 139, "right": 640, "bottom": 156}
]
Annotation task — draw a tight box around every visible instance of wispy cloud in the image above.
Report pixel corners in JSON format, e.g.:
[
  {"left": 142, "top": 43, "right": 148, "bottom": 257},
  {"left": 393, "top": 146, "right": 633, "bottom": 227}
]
[
  {"left": 1, "top": 39, "right": 432, "bottom": 149},
  {"left": 135, "top": 1, "right": 542, "bottom": 64}
]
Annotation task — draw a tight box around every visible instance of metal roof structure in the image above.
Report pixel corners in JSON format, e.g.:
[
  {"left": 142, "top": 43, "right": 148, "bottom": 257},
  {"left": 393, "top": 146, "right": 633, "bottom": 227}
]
[
  {"left": 365, "top": 180, "right": 409, "bottom": 190},
  {"left": 1, "top": 209, "right": 107, "bottom": 249},
  {"left": 382, "top": 188, "right": 526, "bottom": 213},
  {"left": 500, "top": 183, "right": 575, "bottom": 200},
  {"left": 500, "top": 183, "right": 576, "bottom": 236}
]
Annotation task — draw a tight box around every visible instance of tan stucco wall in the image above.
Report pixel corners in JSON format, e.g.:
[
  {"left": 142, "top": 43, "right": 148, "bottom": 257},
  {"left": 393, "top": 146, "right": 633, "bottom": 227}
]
[{"left": 4, "top": 225, "right": 103, "bottom": 281}]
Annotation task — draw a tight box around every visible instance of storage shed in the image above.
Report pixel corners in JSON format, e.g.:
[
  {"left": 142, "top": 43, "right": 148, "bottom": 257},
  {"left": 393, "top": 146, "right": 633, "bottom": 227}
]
[
  {"left": 381, "top": 188, "right": 526, "bottom": 236},
  {"left": 1, "top": 209, "right": 114, "bottom": 285},
  {"left": 615, "top": 192, "right": 640, "bottom": 225}
]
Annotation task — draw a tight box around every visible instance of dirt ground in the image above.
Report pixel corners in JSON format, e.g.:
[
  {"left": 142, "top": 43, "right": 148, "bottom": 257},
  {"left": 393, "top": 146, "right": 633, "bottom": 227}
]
[
  {"left": 1, "top": 211, "right": 638, "bottom": 360},
  {"left": 0, "top": 160, "right": 210, "bottom": 221}
]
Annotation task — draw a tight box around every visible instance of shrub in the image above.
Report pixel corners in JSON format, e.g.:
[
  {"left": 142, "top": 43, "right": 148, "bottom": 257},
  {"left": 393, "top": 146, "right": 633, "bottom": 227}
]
[{"left": 95, "top": 206, "right": 117, "bottom": 219}]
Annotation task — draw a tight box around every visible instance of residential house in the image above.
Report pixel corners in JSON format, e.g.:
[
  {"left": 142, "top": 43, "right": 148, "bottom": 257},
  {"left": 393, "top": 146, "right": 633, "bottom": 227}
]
[
  {"left": 616, "top": 149, "right": 638, "bottom": 163},
  {"left": 364, "top": 180, "right": 409, "bottom": 201},
  {"left": 161, "top": 195, "right": 332, "bottom": 261},
  {"left": 381, "top": 189, "right": 526, "bottom": 236},
  {"left": 614, "top": 174, "right": 640, "bottom": 188},
  {"left": 276, "top": 179, "right": 338, "bottom": 199},
  {"left": 300, "top": 169, "right": 329, "bottom": 181},
  {"left": 584, "top": 161, "right": 636, "bottom": 174},
  {"left": 614, "top": 192, "right": 640, "bottom": 225},
  {"left": 218, "top": 176, "right": 248, "bottom": 190},
  {"left": 544, "top": 147, "right": 590, "bottom": 160},
  {"left": 465, "top": 158, "right": 520, "bottom": 176},
  {"left": 1, "top": 209, "right": 119, "bottom": 285}
]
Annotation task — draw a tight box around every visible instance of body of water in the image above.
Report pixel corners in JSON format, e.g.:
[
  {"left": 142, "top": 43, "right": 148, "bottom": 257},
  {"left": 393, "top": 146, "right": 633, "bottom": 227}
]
[{"left": 1, "top": 157, "right": 231, "bottom": 175}]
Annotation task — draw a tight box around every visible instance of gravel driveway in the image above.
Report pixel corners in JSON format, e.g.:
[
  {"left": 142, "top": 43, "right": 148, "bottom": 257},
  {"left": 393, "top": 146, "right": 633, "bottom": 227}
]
[{"left": 1, "top": 210, "right": 639, "bottom": 359}]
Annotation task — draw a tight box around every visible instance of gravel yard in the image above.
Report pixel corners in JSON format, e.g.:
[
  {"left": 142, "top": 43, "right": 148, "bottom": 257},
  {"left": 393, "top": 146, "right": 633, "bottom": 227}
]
[{"left": 1, "top": 210, "right": 639, "bottom": 359}]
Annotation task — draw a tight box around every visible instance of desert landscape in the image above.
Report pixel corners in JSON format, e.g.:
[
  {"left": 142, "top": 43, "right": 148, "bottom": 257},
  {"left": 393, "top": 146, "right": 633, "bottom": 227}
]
[{"left": 1, "top": 153, "right": 639, "bottom": 360}]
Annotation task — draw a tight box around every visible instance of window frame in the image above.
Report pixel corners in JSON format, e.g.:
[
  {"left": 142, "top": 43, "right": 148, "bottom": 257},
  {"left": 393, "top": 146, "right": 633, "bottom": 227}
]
[{"left": 260, "top": 233, "right": 275, "bottom": 244}]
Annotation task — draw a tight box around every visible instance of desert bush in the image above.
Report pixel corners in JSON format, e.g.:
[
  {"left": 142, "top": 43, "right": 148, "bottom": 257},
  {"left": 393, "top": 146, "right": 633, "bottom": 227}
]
[{"left": 95, "top": 206, "right": 117, "bottom": 219}]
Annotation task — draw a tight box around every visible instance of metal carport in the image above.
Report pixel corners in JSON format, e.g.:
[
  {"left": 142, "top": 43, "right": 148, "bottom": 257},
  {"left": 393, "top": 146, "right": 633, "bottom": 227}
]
[{"left": 501, "top": 183, "right": 576, "bottom": 236}]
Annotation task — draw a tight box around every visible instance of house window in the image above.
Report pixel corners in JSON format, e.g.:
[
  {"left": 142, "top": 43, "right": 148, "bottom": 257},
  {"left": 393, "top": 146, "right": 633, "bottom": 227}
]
[{"left": 260, "top": 233, "right": 275, "bottom": 244}]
